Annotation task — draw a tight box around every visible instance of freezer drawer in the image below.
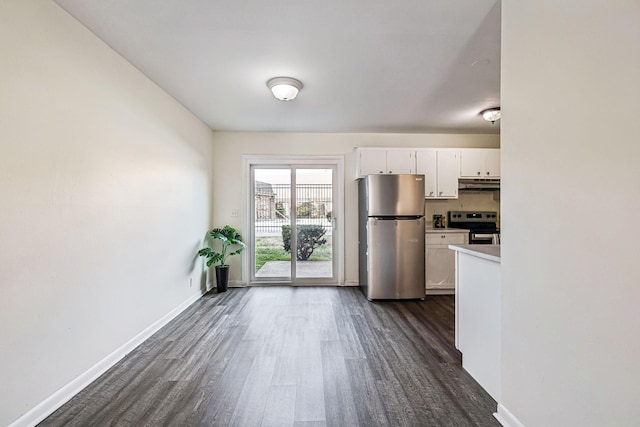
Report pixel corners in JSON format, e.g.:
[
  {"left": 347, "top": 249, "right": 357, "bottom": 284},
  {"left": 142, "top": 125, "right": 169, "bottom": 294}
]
[{"left": 366, "top": 217, "right": 425, "bottom": 299}]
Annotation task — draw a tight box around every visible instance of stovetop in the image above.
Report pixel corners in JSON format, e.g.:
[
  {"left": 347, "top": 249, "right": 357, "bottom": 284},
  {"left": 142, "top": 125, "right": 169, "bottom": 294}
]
[
  {"left": 448, "top": 211, "right": 498, "bottom": 230},
  {"left": 448, "top": 211, "right": 498, "bottom": 222}
]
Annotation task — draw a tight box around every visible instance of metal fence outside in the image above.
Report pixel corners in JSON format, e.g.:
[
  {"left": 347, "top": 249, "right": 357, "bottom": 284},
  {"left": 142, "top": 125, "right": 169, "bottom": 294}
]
[{"left": 255, "top": 183, "right": 333, "bottom": 235}]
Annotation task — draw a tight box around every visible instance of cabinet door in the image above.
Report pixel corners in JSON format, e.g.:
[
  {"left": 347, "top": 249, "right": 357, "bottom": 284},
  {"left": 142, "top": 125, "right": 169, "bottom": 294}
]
[
  {"left": 425, "top": 233, "right": 466, "bottom": 290},
  {"left": 436, "top": 150, "right": 460, "bottom": 198},
  {"left": 386, "top": 149, "right": 415, "bottom": 174},
  {"left": 426, "top": 246, "right": 456, "bottom": 289},
  {"left": 460, "top": 149, "right": 485, "bottom": 177},
  {"left": 416, "top": 149, "right": 437, "bottom": 197},
  {"left": 358, "top": 149, "right": 387, "bottom": 176},
  {"left": 484, "top": 149, "right": 500, "bottom": 177}
]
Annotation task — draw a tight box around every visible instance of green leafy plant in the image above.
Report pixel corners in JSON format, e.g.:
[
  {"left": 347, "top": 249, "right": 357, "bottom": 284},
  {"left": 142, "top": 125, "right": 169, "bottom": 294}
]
[
  {"left": 198, "top": 226, "right": 246, "bottom": 267},
  {"left": 282, "top": 225, "right": 327, "bottom": 261},
  {"left": 296, "top": 202, "right": 312, "bottom": 218}
]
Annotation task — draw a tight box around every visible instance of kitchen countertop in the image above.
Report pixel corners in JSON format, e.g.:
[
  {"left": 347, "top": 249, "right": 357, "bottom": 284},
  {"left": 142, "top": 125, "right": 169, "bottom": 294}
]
[
  {"left": 448, "top": 244, "right": 501, "bottom": 263},
  {"left": 425, "top": 227, "right": 470, "bottom": 233}
]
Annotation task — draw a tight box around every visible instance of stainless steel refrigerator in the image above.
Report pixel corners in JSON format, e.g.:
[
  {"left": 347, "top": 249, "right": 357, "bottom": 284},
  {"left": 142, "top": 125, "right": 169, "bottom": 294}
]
[{"left": 358, "top": 174, "right": 425, "bottom": 300}]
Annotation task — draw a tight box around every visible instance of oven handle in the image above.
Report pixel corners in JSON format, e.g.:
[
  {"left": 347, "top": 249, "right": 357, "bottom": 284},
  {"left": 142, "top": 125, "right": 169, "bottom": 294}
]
[
  {"left": 472, "top": 233, "right": 495, "bottom": 239},
  {"left": 471, "top": 232, "right": 500, "bottom": 244}
]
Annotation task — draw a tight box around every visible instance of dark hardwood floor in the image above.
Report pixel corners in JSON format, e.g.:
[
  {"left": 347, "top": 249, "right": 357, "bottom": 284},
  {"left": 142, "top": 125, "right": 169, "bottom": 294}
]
[{"left": 40, "top": 287, "right": 499, "bottom": 427}]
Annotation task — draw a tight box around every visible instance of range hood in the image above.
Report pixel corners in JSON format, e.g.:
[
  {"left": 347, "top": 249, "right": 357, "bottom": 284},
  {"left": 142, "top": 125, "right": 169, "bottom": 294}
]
[{"left": 458, "top": 178, "right": 500, "bottom": 191}]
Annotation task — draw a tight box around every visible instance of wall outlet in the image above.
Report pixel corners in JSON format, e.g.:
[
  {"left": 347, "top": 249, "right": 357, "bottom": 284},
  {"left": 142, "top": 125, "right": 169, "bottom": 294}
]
[{"left": 231, "top": 210, "right": 239, "bottom": 217}]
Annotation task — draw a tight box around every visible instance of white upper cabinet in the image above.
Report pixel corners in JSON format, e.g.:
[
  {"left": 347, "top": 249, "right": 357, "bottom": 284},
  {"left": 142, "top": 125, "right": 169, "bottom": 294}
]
[
  {"left": 416, "top": 149, "right": 460, "bottom": 199},
  {"left": 357, "top": 147, "right": 498, "bottom": 197},
  {"left": 416, "top": 149, "right": 437, "bottom": 197},
  {"left": 437, "top": 150, "right": 461, "bottom": 198},
  {"left": 460, "top": 150, "right": 484, "bottom": 177},
  {"left": 356, "top": 148, "right": 415, "bottom": 177},
  {"left": 358, "top": 149, "right": 387, "bottom": 176},
  {"left": 460, "top": 148, "right": 500, "bottom": 178},
  {"left": 385, "top": 149, "right": 415, "bottom": 174},
  {"left": 483, "top": 149, "right": 500, "bottom": 177}
]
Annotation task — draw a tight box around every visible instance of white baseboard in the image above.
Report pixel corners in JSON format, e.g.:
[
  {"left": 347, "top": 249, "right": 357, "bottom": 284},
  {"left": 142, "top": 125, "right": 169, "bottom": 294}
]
[
  {"left": 343, "top": 280, "right": 359, "bottom": 287},
  {"left": 229, "top": 280, "right": 246, "bottom": 287},
  {"left": 8, "top": 291, "right": 204, "bottom": 427},
  {"left": 208, "top": 280, "right": 245, "bottom": 289},
  {"left": 425, "top": 288, "right": 455, "bottom": 295},
  {"left": 229, "top": 281, "right": 355, "bottom": 288},
  {"left": 495, "top": 403, "right": 526, "bottom": 427}
]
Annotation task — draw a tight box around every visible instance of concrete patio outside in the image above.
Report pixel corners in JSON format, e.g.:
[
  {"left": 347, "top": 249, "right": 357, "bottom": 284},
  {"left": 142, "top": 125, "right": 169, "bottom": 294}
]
[{"left": 255, "top": 261, "right": 332, "bottom": 278}]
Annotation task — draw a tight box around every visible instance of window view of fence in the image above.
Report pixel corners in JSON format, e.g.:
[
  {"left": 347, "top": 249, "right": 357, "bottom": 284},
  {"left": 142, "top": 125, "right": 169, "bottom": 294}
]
[
  {"left": 255, "top": 182, "right": 333, "bottom": 234},
  {"left": 254, "top": 178, "right": 333, "bottom": 279}
]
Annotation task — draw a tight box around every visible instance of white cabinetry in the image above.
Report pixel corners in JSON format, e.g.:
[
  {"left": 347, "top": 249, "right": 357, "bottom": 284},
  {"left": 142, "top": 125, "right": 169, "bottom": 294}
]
[
  {"left": 416, "top": 149, "right": 460, "bottom": 199},
  {"left": 425, "top": 230, "right": 468, "bottom": 294},
  {"left": 438, "top": 150, "right": 462, "bottom": 197},
  {"left": 358, "top": 149, "right": 386, "bottom": 176},
  {"left": 416, "top": 149, "right": 437, "bottom": 197},
  {"left": 386, "top": 149, "right": 416, "bottom": 174},
  {"left": 460, "top": 149, "right": 500, "bottom": 178},
  {"left": 453, "top": 248, "right": 502, "bottom": 401},
  {"left": 356, "top": 148, "right": 415, "bottom": 178}
]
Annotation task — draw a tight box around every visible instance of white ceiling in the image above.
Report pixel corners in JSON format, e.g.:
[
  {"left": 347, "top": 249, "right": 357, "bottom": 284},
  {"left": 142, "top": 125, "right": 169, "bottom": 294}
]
[{"left": 53, "top": 0, "right": 501, "bottom": 134}]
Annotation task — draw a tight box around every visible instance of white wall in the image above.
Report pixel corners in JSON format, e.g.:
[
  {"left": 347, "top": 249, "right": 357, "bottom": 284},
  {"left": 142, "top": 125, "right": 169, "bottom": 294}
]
[
  {"left": 0, "top": 1, "right": 214, "bottom": 425},
  {"left": 211, "top": 132, "right": 499, "bottom": 284},
  {"left": 501, "top": 2, "right": 640, "bottom": 426}
]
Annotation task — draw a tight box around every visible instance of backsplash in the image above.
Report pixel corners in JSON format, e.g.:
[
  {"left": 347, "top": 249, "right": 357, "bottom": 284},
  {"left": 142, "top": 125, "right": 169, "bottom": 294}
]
[{"left": 425, "top": 191, "right": 501, "bottom": 228}]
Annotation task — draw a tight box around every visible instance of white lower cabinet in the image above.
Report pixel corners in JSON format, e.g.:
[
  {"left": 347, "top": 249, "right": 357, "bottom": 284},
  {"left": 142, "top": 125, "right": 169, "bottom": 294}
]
[
  {"left": 425, "top": 231, "right": 468, "bottom": 294},
  {"left": 454, "top": 250, "right": 502, "bottom": 401}
]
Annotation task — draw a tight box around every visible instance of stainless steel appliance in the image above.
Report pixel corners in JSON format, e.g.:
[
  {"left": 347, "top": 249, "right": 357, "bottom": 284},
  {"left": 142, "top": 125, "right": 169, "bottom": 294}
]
[
  {"left": 458, "top": 178, "right": 500, "bottom": 191},
  {"left": 447, "top": 211, "right": 499, "bottom": 244},
  {"left": 358, "top": 175, "right": 425, "bottom": 300}
]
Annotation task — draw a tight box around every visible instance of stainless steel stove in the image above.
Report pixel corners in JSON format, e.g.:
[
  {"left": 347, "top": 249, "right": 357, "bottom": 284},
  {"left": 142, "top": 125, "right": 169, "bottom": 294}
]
[{"left": 447, "top": 211, "right": 499, "bottom": 244}]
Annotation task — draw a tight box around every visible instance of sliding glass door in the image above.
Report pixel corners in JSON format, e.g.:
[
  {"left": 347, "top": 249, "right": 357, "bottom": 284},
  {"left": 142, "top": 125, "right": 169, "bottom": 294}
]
[{"left": 250, "top": 164, "right": 338, "bottom": 284}]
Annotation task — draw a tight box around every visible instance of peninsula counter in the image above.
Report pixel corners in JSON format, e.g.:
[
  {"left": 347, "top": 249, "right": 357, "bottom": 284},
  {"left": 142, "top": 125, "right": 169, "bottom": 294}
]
[{"left": 449, "top": 244, "right": 501, "bottom": 402}]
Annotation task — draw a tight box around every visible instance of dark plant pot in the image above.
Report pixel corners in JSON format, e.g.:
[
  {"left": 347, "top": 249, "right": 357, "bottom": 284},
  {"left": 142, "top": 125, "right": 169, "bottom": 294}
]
[{"left": 215, "top": 265, "right": 230, "bottom": 293}]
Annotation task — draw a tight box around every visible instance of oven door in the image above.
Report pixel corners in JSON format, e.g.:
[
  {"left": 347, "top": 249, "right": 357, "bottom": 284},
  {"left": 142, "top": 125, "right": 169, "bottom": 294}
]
[{"left": 470, "top": 231, "right": 496, "bottom": 244}]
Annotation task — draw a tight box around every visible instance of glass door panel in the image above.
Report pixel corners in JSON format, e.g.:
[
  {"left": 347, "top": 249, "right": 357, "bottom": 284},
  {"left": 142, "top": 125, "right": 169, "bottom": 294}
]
[
  {"left": 253, "top": 168, "right": 291, "bottom": 280},
  {"left": 294, "top": 168, "right": 334, "bottom": 279},
  {"left": 250, "top": 163, "right": 337, "bottom": 284}
]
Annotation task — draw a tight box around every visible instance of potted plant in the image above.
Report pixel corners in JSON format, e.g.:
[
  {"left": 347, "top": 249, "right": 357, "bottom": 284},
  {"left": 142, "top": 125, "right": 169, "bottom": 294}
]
[{"left": 198, "top": 225, "right": 246, "bottom": 292}]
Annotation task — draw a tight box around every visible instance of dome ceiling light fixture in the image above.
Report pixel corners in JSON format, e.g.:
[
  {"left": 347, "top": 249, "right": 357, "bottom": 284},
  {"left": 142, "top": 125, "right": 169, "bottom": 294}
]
[
  {"left": 266, "top": 77, "right": 303, "bottom": 101},
  {"left": 481, "top": 107, "right": 501, "bottom": 124}
]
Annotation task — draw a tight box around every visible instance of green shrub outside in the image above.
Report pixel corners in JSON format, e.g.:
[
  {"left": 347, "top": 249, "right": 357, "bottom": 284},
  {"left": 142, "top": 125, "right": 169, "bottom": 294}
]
[
  {"left": 282, "top": 225, "right": 327, "bottom": 261},
  {"left": 255, "top": 235, "right": 331, "bottom": 271}
]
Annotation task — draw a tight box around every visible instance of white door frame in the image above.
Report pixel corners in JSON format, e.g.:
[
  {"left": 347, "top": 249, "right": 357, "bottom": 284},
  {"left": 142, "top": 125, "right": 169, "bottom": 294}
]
[{"left": 242, "top": 155, "right": 345, "bottom": 285}]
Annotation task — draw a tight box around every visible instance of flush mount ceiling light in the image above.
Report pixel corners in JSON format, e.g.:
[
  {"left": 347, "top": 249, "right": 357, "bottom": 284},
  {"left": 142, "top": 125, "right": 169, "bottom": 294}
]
[
  {"left": 267, "top": 77, "right": 303, "bottom": 101},
  {"left": 481, "top": 107, "right": 501, "bottom": 124}
]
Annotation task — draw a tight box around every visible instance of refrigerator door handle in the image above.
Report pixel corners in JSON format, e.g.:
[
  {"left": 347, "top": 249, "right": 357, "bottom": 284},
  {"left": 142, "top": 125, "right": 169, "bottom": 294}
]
[{"left": 370, "top": 216, "right": 423, "bottom": 220}]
